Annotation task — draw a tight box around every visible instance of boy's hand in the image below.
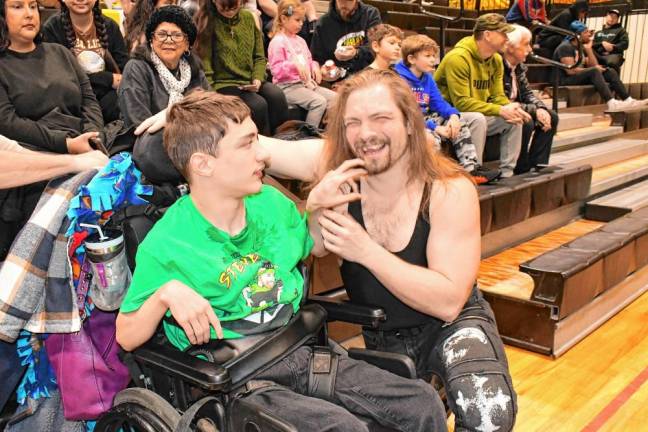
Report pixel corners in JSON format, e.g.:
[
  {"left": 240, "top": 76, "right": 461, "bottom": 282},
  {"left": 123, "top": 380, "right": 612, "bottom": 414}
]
[
  {"left": 447, "top": 115, "right": 461, "bottom": 140},
  {"left": 160, "top": 280, "right": 224, "bottom": 344},
  {"left": 434, "top": 125, "right": 451, "bottom": 139}
]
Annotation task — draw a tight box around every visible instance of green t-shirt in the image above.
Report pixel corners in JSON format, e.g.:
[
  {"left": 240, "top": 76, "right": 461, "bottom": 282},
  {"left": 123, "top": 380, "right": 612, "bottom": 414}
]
[{"left": 120, "top": 185, "right": 313, "bottom": 351}]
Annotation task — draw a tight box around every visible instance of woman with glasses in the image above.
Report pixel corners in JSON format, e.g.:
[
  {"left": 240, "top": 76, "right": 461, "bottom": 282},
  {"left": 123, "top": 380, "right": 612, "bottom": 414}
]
[
  {"left": 118, "top": 5, "right": 208, "bottom": 184},
  {"left": 124, "top": 0, "right": 177, "bottom": 52},
  {"left": 42, "top": 0, "right": 129, "bottom": 122},
  {"left": 194, "top": 0, "right": 289, "bottom": 135}
]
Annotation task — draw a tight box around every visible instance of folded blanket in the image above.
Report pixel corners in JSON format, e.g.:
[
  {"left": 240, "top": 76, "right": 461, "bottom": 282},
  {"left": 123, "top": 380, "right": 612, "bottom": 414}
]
[{"left": 0, "top": 171, "right": 96, "bottom": 342}]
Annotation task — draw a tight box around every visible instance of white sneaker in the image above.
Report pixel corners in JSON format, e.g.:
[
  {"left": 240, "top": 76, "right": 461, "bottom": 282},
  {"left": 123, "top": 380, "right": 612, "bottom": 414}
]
[
  {"left": 607, "top": 99, "right": 623, "bottom": 111},
  {"left": 623, "top": 97, "right": 648, "bottom": 109}
]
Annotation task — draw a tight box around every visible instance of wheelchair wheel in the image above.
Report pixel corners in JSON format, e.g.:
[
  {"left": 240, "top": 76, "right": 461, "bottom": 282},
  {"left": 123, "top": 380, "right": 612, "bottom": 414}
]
[{"left": 95, "top": 388, "right": 180, "bottom": 432}]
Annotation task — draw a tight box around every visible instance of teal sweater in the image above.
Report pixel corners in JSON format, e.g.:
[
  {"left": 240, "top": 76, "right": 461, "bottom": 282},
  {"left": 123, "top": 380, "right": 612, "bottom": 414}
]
[{"left": 201, "top": 10, "right": 267, "bottom": 90}]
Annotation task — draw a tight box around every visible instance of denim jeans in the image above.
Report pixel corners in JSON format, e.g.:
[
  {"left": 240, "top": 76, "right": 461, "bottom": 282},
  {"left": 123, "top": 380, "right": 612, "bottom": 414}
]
[
  {"left": 244, "top": 342, "right": 448, "bottom": 431},
  {"left": 362, "top": 287, "right": 517, "bottom": 432}
]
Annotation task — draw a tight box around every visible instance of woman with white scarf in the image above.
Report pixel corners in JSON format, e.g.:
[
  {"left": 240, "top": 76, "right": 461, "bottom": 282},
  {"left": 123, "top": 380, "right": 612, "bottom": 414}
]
[{"left": 118, "top": 5, "right": 208, "bottom": 184}]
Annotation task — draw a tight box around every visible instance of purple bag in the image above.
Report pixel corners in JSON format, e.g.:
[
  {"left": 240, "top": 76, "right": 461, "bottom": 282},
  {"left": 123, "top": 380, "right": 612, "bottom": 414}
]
[{"left": 44, "top": 309, "right": 131, "bottom": 420}]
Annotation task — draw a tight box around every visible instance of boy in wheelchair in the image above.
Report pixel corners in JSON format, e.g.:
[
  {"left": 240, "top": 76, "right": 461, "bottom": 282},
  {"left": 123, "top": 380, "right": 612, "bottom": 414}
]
[{"left": 115, "top": 91, "right": 447, "bottom": 431}]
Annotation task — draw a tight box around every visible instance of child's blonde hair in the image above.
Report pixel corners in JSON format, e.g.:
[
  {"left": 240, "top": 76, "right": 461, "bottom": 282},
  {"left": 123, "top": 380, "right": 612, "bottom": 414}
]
[
  {"left": 270, "top": 0, "right": 306, "bottom": 38},
  {"left": 401, "top": 34, "right": 439, "bottom": 67}
]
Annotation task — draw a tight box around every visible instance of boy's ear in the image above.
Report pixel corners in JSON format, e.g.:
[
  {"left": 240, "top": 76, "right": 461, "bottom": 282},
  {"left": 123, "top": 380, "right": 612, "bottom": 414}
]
[
  {"left": 371, "top": 40, "right": 380, "bottom": 53},
  {"left": 406, "top": 53, "right": 416, "bottom": 66},
  {"left": 189, "top": 152, "right": 215, "bottom": 178}
]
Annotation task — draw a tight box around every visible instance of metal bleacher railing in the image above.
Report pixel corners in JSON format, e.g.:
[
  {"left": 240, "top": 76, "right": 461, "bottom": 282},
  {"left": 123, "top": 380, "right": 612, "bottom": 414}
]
[{"left": 420, "top": 0, "right": 465, "bottom": 58}]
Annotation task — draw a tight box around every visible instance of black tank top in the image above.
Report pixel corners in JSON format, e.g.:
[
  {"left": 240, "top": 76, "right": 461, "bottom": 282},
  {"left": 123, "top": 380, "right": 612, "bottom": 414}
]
[{"left": 340, "top": 184, "right": 438, "bottom": 330}]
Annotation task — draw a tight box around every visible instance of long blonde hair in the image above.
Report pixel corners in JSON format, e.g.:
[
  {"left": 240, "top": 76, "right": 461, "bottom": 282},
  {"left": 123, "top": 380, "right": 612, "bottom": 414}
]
[
  {"left": 269, "top": 0, "right": 305, "bottom": 38},
  {"left": 315, "top": 69, "right": 469, "bottom": 190}
]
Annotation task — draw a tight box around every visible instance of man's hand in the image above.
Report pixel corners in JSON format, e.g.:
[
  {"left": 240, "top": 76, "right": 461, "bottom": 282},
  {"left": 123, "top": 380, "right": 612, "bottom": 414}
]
[
  {"left": 602, "top": 41, "right": 614, "bottom": 52},
  {"left": 71, "top": 150, "right": 109, "bottom": 172},
  {"left": 160, "top": 280, "right": 224, "bottom": 345},
  {"left": 306, "top": 159, "right": 366, "bottom": 213},
  {"left": 252, "top": 79, "right": 262, "bottom": 92},
  {"left": 334, "top": 46, "right": 357, "bottom": 62},
  {"left": 596, "top": 64, "right": 607, "bottom": 72},
  {"left": 66, "top": 131, "right": 99, "bottom": 154},
  {"left": 500, "top": 103, "right": 530, "bottom": 124},
  {"left": 536, "top": 108, "right": 552, "bottom": 132},
  {"left": 318, "top": 209, "right": 377, "bottom": 264},
  {"left": 446, "top": 114, "right": 461, "bottom": 140},
  {"left": 112, "top": 73, "right": 122, "bottom": 89},
  {"left": 135, "top": 109, "right": 168, "bottom": 135}
]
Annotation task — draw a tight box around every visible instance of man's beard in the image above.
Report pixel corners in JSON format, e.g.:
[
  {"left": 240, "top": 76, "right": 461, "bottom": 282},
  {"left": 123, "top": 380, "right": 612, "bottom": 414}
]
[{"left": 351, "top": 135, "right": 394, "bottom": 175}]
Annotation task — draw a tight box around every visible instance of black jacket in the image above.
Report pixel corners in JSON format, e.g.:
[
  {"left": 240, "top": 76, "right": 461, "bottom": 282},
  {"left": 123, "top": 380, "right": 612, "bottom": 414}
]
[
  {"left": 539, "top": 1, "right": 588, "bottom": 41},
  {"left": 503, "top": 61, "right": 547, "bottom": 120},
  {"left": 42, "top": 13, "right": 129, "bottom": 96},
  {"left": 593, "top": 23, "right": 629, "bottom": 55},
  {"left": 310, "top": 0, "right": 381, "bottom": 76}
]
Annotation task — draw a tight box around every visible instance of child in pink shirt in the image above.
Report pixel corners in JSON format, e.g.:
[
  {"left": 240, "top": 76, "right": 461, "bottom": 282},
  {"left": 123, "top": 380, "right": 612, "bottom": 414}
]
[{"left": 268, "top": 0, "right": 336, "bottom": 127}]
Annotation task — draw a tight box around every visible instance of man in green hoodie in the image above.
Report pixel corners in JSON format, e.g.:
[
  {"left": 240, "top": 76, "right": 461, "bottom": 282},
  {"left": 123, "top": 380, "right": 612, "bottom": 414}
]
[{"left": 435, "top": 13, "right": 529, "bottom": 178}]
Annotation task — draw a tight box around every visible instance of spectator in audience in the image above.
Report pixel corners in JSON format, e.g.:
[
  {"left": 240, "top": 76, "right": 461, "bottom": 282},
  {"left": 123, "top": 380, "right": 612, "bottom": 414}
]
[
  {"left": 366, "top": 23, "right": 402, "bottom": 70},
  {"left": 42, "top": 0, "right": 129, "bottom": 123},
  {"left": 505, "top": 0, "right": 547, "bottom": 27},
  {"left": 553, "top": 21, "right": 645, "bottom": 112},
  {"left": 194, "top": 0, "right": 289, "bottom": 135},
  {"left": 116, "top": 90, "right": 448, "bottom": 431},
  {"left": 307, "top": 69, "right": 517, "bottom": 432},
  {"left": 124, "top": 0, "right": 176, "bottom": 52},
  {"left": 537, "top": 0, "right": 588, "bottom": 55},
  {"left": 268, "top": 0, "right": 336, "bottom": 128},
  {"left": 593, "top": 8, "right": 628, "bottom": 74},
  {"left": 0, "top": 0, "right": 103, "bottom": 154},
  {"left": 0, "top": 0, "right": 102, "bottom": 259},
  {"left": 118, "top": 5, "right": 208, "bottom": 184},
  {"left": 0, "top": 134, "right": 108, "bottom": 189},
  {"left": 503, "top": 24, "right": 556, "bottom": 174},
  {"left": 435, "top": 13, "right": 526, "bottom": 178},
  {"left": 395, "top": 34, "right": 500, "bottom": 184},
  {"left": 310, "top": 0, "right": 381, "bottom": 80}
]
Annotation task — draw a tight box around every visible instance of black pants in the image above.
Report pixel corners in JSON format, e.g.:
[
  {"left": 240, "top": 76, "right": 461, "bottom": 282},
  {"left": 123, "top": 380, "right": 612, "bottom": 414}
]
[
  {"left": 515, "top": 108, "right": 558, "bottom": 174},
  {"left": 218, "top": 82, "right": 289, "bottom": 136},
  {"left": 538, "top": 33, "right": 563, "bottom": 54},
  {"left": 561, "top": 67, "right": 629, "bottom": 101},
  {"left": 362, "top": 287, "right": 517, "bottom": 432}
]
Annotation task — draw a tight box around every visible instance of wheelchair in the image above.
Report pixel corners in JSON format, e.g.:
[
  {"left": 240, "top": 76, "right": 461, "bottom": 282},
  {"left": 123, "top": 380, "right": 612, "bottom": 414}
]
[{"left": 94, "top": 180, "right": 420, "bottom": 432}]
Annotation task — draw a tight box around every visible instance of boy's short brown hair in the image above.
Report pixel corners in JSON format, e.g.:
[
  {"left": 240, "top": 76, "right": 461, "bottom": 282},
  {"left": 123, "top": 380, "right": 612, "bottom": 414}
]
[
  {"left": 401, "top": 34, "right": 439, "bottom": 67},
  {"left": 367, "top": 24, "right": 404, "bottom": 46},
  {"left": 164, "top": 90, "right": 251, "bottom": 180}
]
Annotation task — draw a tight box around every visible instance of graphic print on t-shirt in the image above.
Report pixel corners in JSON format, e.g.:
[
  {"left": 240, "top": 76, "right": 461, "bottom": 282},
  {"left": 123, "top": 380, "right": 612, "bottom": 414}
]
[
  {"left": 72, "top": 28, "right": 106, "bottom": 74},
  {"left": 218, "top": 252, "right": 291, "bottom": 335},
  {"left": 337, "top": 31, "right": 365, "bottom": 49}
]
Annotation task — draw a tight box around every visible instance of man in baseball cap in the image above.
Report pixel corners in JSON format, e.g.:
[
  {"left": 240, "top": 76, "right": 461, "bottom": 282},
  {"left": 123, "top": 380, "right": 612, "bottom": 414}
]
[
  {"left": 593, "top": 8, "right": 629, "bottom": 73},
  {"left": 435, "top": 13, "right": 527, "bottom": 178}
]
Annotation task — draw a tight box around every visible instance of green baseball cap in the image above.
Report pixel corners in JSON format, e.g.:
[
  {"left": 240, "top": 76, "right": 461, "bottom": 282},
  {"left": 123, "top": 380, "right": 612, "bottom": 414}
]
[{"left": 473, "top": 13, "right": 515, "bottom": 34}]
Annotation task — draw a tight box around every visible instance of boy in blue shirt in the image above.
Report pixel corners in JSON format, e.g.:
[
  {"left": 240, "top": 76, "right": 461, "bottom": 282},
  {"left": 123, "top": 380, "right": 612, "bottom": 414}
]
[{"left": 395, "top": 35, "right": 500, "bottom": 184}]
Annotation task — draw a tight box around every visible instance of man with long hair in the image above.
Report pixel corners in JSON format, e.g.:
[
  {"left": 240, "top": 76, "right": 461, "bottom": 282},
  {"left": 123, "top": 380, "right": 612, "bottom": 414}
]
[{"left": 306, "top": 69, "right": 517, "bottom": 431}]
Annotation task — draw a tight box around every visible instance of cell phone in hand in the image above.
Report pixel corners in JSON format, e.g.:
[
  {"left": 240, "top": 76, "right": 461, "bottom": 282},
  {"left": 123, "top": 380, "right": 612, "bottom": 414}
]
[
  {"left": 89, "top": 136, "right": 109, "bottom": 155},
  {"left": 239, "top": 84, "right": 257, "bottom": 91}
]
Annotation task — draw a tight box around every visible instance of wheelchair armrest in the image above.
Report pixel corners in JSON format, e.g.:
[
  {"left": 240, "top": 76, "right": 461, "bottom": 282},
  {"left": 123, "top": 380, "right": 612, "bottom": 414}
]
[
  {"left": 309, "top": 295, "right": 386, "bottom": 328},
  {"left": 133, "top": 340, "right": 231, "bottom": 392},
  {"left": 348, "top": 348, "right": 418, "bottom": 379}
]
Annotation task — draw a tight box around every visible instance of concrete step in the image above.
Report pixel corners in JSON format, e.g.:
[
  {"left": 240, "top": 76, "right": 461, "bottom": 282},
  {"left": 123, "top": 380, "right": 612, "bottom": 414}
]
[
  {"left": 557, "top": 113, "right": 593, "bottom": 133},
  {"left": 541, "top": 99, "right": 568, "bottom": 110},
  {"left": 551, "top": 125, "right": 624, "bottom": 151},
  {"left": 585, "top": 178, "right": 648, "bottom": 221},
  {"left": 550, "top": 138, "right": 648, "bottom": 169}
]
